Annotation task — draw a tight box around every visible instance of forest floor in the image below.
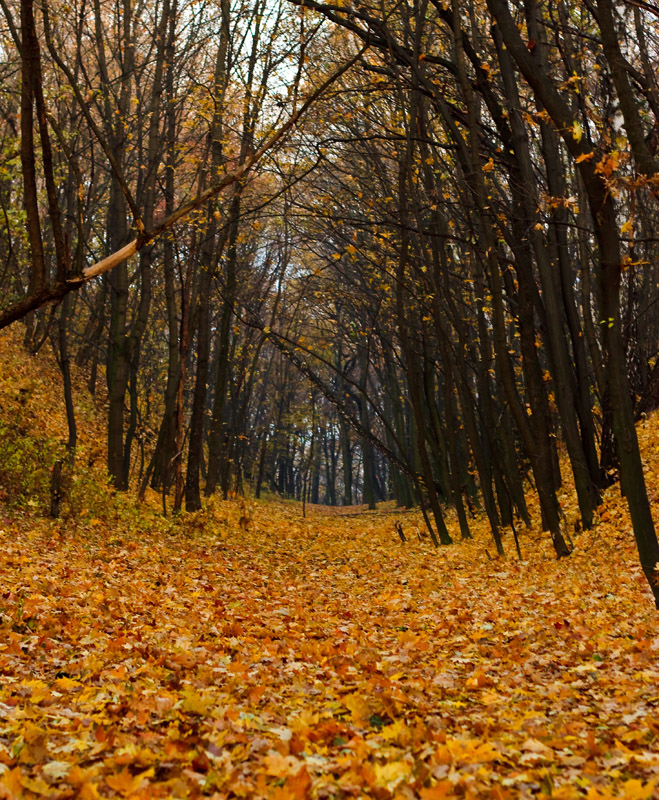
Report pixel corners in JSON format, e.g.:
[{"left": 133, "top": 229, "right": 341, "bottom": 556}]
[{"left": 1, "top": 332, "right": 659, "bottom": 799}]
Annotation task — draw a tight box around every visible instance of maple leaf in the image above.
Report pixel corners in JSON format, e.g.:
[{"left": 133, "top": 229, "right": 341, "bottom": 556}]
[
  {"left": 576, "top": 151, "right": 594, "bottom": 163},
  {"left": 263, "top": 751, "right": 305, "bottom": 778},
  {"left": 53, "top": 676, "right": 82, "bottom": 692},
  {"left": 374, "top": 760, "right": 412, "bottom": 790},
  {"left": 19, "top": 775, "right": 51, "bottom": 795},
  {"left": 572, "top": 120, "right": 584, "bottom": 142},
  {"left": 595, "top": 151, "right": 620, "bottom": 178},
  {"left": 445, "top": 738, "right": 501, "bottom": 766},
  {"left": 0, "top": 768, "right": 23, "bottom": 798},
  {"left": 41, "top": 761, "right": 71, "bottom": 782},
  {"left": 106, "top": 768, "right": 154, "bottom": 796},
  {"left": 419, "top": 783, "right": 454, "bottom": 799},
  {"left": 281, "top": 767, "right": 312, "bottom": 799},
  {"left": 179, "top": 688, "right": 214, "bottom": 715},
  {"left": 619, "top": 779, "right": 656, "bottom": 800},
  {"left": 343, "top": 692, "right": 372, "bottom": 725},
  {"left": 380, "top": 720, "right": 411, "bottom": 745}
]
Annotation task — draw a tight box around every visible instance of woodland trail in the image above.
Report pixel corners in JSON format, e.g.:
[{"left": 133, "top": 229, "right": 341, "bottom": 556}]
[{"left": 1, "top": 493, "right": 658, "bottom": 799}]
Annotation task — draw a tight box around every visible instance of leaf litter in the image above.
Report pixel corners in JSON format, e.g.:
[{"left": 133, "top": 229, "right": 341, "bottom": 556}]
[
  {"left": 0, "top": 328, "right": 658, "bottom": 799},
  {"left": 1, "top": 483, "right": 659, "bottom": 799}
]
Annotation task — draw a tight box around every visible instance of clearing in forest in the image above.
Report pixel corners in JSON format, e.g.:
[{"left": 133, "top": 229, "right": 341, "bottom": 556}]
[{"left": 1, "top": 486, "right": 659, "bottom": 799}]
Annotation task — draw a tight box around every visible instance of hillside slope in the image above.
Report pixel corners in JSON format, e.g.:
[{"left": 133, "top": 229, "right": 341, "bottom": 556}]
[{"left": 0, "top": 327, "right": 106, "bottom": 514}]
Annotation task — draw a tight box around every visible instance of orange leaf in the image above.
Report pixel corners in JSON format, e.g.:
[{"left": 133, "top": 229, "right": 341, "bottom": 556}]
[
  {"left": 576, "top": 151, "right": 594, "bottom": 163},
  {"left": 106, "top": 768, "right": 154, "bottom": 796},
  {"left": 420, "top": 782, "right": 454, "bottom": 799},
  {"left": 263, "top": 751, "right": 304, "bottom": 779},
  {"left": 284, "top": 767, "right": 312, "bottom": 799},
  {"left": 78, "top": 782, "right": 101, "bottom": 800},
  {"left": 0, "top": 767, "right": 23, "bottom": 798}
]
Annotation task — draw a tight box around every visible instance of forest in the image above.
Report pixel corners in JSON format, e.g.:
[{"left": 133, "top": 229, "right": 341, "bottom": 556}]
[{"left": 2, "top": 0, "right": 659, "bottom": 796}]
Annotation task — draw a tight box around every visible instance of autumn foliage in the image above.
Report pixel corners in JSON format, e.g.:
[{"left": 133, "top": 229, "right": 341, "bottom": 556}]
[{"left": 1, "top": 334, "right": 659, "bottom": 800}]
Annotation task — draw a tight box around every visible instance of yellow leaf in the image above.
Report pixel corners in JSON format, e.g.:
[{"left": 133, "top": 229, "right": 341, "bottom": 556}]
[
  {"left": 446, "top": 738, "right": 500, "bottom": 765},
  {"left": 343, "top": 693, "right": 372, "bottom": 725},
  {"left": 106, "top": 768, "right": 154, "bottom": 796},
  {"left": 53, "top": 676, "right": 82, "bottom": 692},
  {"left": 20, "top": 679, "right": 49, "bottom": 704},
  {"left": 572, "top": 120, "right": 584, "bottom": 142},
  {"left": 380, "top": 720, "right": 410, "bottom": 745},
  {"left": 179, "top": 688, "right": 214, "bottom": 715},
  {"left": 621, "top": 779, "right": 656, "bottom": 799},
  {"left": 374, "top": 760, "right": 412, "bottom": 790},
  {"left": 19, "top": 775, "right": 51, "bottom": 796}
]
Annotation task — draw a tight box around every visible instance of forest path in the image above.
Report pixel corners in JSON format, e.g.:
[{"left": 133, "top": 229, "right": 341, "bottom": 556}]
[{"left": 1, "top": 495, "right": 658, "bottom": 798}]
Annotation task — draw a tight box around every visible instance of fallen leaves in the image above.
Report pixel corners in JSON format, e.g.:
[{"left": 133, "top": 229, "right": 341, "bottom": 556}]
[
  {"left": 1, "top": 496, "right": 659, "bottom": 800},
  {"left": 2, "top": 330, "right": 659, "bottom": 798}
]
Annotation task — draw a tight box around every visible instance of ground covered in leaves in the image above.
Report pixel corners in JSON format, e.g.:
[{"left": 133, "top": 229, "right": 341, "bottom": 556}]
[
  {"left": 1, "top": 330, "right": 659, "bottom": 799},
  {"left": 1, "top": 493, "right": 659, "bottom": 800}
]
